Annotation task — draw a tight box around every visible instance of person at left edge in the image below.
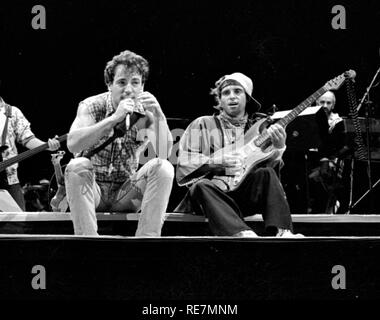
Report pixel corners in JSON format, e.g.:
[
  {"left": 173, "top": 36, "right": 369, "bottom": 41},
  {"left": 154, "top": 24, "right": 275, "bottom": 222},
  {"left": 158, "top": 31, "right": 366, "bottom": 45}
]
[{"left": 0, "top": 96, "right": 61, "bottom": 211}]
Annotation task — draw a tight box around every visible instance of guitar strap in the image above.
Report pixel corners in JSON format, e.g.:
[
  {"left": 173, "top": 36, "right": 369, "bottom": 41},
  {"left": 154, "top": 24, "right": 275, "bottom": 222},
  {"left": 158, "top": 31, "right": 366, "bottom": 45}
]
[
  {"left": 213, "top": 115, "right": 225, "bottom": 149},
  {"left": 1, "top": 104, "right": 12, "bottom": 147},
  {"left": 82, "top": 133, "right": 118, "bottom": 159},
  {"left": 81, "top": 112, "right": 143, "bottom": 159},
  {"left": 0, "top": 103, "right": 12, "bottom": 187},
  {"left": 81, "top": 121, "right": 126, "bottom": 159}
]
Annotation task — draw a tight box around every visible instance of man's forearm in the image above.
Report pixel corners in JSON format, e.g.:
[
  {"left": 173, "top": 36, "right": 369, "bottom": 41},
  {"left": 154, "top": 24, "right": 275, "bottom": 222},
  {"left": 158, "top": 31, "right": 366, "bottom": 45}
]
[
  {"left": 67, "top": 116, "right": 117, "bottom": 154},
  {"left": 25, "top": 138, "right": 45, "bottom": 150}
]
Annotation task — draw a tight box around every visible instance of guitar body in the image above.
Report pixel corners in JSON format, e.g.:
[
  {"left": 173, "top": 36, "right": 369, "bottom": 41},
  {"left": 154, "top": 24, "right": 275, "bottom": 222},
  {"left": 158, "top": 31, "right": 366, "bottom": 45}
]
[
  {"left": 213, "top": 118, "right": 280, "bottom": 191},
  {"left": 50, "top": 185, "right": 68, "bottom": 212}
]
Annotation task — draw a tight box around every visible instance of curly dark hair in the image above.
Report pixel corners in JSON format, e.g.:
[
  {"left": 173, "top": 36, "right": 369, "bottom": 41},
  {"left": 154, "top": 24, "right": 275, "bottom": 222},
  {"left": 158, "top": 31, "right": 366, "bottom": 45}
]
[{"left": 104, "top": 50, "right": 149, "bottom": 86}]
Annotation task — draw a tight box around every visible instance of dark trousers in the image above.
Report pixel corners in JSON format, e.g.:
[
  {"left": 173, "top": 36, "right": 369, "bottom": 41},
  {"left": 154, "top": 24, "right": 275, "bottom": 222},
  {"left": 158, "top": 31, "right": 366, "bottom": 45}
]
[{"left": 189, "top": 167, "right": 293, "bottom": 235}]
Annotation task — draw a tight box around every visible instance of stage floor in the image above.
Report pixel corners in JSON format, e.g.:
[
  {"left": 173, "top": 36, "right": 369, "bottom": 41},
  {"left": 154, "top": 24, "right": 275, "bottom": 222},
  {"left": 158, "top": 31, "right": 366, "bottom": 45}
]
[
  {"left": 1, "top": 234, "right": 380, "bottom": 300},
  {"left": 1, "top": 213, "right": 380, "bottom": 300}
]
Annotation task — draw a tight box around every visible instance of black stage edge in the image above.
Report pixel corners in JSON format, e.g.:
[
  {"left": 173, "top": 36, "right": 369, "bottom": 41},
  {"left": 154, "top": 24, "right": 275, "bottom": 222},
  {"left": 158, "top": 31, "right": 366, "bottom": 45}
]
[{"left": 0, "top": 236, "right": 380, "bottom": 300}]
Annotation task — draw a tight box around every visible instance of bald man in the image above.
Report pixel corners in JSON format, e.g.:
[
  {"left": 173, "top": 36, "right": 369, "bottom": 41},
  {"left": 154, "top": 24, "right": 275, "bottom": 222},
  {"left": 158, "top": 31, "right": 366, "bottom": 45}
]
[
  {"left": 309, "top": 90, "right": 350, "bottom": 214},
  {"left": 317, "top": 91, "right": 342, "bottom": 134}
]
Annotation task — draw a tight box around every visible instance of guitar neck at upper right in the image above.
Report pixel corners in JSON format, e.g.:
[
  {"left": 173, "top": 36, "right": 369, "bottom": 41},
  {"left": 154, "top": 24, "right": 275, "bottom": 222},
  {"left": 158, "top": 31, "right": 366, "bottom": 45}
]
[{"left": 324, "top": 69, "right": 356, "bottom": 91}]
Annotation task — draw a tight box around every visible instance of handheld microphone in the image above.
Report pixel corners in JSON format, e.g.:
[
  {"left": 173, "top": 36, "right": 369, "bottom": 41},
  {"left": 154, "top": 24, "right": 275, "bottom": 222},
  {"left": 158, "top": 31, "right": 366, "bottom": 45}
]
[
  {"left": 122, "top": 96, "right": 146, "bottom": 131},
  {"left": 126, "top": 113, "right": 130, "bottom": 130},
  {"left": 122, "top": 97, "right": 134, "bottom": 130}
]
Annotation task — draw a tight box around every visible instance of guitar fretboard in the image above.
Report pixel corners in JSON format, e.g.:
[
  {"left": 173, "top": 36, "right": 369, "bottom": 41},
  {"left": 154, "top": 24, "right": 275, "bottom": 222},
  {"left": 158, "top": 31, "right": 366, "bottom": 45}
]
[
  {"left": 254, "top": 87, "right": 327, "bottom": 147},
  {"left": 0, "top": 134, "right": 67, "bottom": 173}
]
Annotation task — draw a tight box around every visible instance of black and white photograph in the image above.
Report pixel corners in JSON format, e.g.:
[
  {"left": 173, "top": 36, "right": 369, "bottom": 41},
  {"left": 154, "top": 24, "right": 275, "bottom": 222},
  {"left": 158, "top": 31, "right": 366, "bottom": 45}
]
[{"left": 0, "top": 0, "right": 380, "bottom": 308}]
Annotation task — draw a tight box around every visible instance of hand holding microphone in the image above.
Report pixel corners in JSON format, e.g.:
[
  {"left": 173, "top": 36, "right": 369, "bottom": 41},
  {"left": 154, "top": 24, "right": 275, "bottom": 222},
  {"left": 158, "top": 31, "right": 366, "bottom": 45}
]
[{"left": 115, "top": 98, "right": 135, "bottom": 130}]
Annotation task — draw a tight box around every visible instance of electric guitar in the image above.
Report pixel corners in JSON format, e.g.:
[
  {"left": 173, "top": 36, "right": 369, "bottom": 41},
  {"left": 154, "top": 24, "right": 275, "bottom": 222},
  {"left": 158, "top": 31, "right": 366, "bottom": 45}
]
[
  {"left": 214, "top": 70, "right": 356, "bottom": 191},
  {"left": 0, "top": 134, "right": 68, "bottom": 173},
  {"left": 50, "top": 151, "right": 68, "bottom": 212}
]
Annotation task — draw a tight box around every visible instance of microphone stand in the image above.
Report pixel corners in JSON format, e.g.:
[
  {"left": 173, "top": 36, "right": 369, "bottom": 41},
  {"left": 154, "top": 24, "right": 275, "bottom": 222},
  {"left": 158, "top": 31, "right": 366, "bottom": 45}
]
[{"left": 350, "top": 65, "right": 380, "bottom": 213}]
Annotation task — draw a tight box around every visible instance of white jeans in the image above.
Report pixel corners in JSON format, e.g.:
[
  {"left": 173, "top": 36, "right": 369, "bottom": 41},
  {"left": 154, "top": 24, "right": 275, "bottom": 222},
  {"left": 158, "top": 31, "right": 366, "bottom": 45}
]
[{"left": 64, "top": 157, "right": 174, "bottom": 236}]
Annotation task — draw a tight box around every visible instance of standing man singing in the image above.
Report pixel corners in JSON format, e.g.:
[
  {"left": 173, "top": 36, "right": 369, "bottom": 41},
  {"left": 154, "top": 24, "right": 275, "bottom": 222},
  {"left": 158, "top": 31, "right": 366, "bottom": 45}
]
[{"left": 65, "top": 50, "right": 174, "bottom": 236}]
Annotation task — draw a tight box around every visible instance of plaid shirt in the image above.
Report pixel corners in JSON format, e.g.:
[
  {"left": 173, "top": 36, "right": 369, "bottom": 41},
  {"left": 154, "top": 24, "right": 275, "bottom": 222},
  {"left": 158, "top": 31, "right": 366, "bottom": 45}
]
[
  {"left": 80, "top": 92, "right": 148, "bottom": 183},
  {"left": 0, "top": 97, "right": 35, "bottom": 185}
]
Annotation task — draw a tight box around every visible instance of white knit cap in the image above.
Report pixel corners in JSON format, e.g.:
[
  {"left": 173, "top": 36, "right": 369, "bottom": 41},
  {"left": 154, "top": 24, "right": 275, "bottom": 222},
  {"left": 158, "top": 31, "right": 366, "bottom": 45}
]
[{"left": 220, "top": 72, "right": 253, "bottom": 96}]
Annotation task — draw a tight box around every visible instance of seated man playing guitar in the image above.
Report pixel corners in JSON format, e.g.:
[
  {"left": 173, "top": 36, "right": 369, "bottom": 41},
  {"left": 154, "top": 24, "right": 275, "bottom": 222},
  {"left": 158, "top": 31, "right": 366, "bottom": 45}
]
[
  {"left": 0, "top": 96, "right": 60, "bottom": 211},
  {"left": 175, "top": 73, "right": 303, "bottom": 237}
]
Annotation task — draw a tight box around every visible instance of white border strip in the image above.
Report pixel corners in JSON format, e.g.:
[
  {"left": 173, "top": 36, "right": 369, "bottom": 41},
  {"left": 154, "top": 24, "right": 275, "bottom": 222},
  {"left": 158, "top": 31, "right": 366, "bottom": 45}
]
[{"left": 0, "top": 212, "right": 380, "bottom": 223}]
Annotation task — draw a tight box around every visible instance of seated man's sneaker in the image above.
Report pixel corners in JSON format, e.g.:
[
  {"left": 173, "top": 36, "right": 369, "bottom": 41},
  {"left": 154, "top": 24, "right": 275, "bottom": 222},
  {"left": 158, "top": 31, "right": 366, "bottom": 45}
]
[
  {"left": 276, "top": 229, "right": 305, "bottom": 238},
  {"left": 233, "top": 230, "right": 259, "bottom": 238}
]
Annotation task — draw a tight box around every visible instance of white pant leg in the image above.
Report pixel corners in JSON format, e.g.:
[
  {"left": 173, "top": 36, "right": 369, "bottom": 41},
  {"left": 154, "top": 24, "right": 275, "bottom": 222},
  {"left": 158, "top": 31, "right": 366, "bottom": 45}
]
[
  {"left": 64, "top": 157, "right": 101, "bottom": 236},
  {"left": 112, "top": 158, "right": 174, "bottom": 237}
]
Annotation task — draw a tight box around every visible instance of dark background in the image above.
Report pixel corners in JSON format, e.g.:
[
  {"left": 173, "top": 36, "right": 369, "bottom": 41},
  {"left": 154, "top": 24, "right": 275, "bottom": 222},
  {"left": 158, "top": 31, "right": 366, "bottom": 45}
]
[{"left": 0, "top": 0, "right": 379, "bottom": 212}]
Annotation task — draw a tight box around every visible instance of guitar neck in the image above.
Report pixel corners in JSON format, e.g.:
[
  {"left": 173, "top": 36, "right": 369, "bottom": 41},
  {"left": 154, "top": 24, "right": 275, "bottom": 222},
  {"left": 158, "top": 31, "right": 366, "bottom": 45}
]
[
  {"left": 0, "top": 134, "right": 67, "bottom": 173},
  {"left": 255, "top": 87, "right": 327, "bottom": 147},
  {"left": 52, "top": 161, "right": 65, "bottom": 186},
  {"left": 277, "top": 87, "right": 327, "bottom": 127}
]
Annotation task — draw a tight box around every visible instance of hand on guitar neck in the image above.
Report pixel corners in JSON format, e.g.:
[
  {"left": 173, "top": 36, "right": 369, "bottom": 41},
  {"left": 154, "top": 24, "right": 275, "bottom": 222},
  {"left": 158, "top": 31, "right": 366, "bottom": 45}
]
[
  {"left": 25, "top": 135, "right": 61, "bottom": 151},
  {"left": 265, "top": 123, "right": 286, "bottom": 149},
  {"left": 0, "top": 134, "right": 68, "bottom": 174},
  {"left": 47, "top": 136, "right": 61, "bottom": 151}
]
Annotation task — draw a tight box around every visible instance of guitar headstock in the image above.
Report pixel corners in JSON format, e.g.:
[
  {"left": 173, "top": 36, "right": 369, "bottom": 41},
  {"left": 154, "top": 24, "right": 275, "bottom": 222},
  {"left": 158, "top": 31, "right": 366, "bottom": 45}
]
[
  {"left": 344, "top": 69, "right": 356, "bottom": 80},
  {"left": 51, "top": 150, "right": 65, "bottom": 164},
  {"left": 324, "top": 69, "right": 356, "bottom": 91}
]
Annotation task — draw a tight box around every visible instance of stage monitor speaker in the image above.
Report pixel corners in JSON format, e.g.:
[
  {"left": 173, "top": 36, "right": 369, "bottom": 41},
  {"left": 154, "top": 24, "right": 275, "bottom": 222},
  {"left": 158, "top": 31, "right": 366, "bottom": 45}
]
[
  {"left": 0, "top": 189, "right": 22, "bottom": 212},
  {"left": 271, "top": 106, "right": 329, "bottom": 151}
]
